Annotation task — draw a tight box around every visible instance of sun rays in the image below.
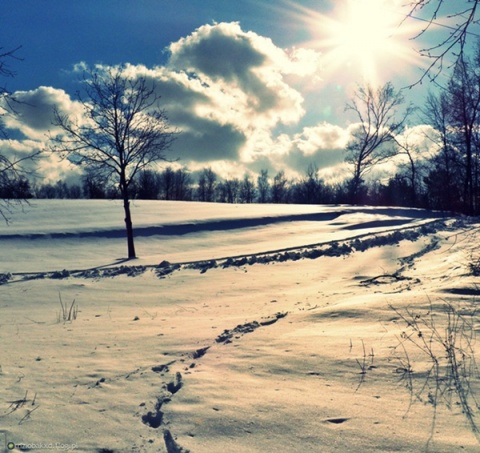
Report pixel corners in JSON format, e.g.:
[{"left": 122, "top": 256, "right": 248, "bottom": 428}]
[{"left": 281, "top": 0, "right": 427, "bottom": 87}]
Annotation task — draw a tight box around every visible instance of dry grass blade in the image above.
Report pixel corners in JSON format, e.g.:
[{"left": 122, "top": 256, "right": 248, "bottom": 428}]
[
  {"left": 58, "top": 293, "right": 78, "bottom": 323},
  {"left": 390, "top": 299, "right": 480, "bottom": 447}
]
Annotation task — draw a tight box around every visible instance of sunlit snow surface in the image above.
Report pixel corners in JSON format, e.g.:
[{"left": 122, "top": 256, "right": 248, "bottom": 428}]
[
  {"left": 0, "top": 199, "right": 445, "bottom": 272},
  {"left": 1, "top": 200, "right": 478, "bottom": 453}
]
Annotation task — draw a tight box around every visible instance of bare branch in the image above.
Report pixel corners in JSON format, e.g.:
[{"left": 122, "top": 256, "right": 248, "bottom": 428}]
[
  {"left": 405, "top": 1, "right": 480, "bottom": 85},
  {"left": 0, "top": 45, "right": 38, "bottom": 222}
]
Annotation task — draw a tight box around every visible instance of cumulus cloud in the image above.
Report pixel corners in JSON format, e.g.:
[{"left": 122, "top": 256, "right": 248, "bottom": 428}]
[
  {"left": 0, "top": 22, "right": 354, "bottom": 184},
  {"left": 166, "top": 22, "right": 306, "bottom": 130},
  {"left": 294, "top": 123, "right": 349, "bottom": 155},
  {"left": 35, "top": 152, "right": 82, "bottom": 184},
  {"left": 0, "top": 138, "right": 81, "bottom": 184},
  {"left": 0, "top": 86, "right": 85, "bottom": 183},
  {"left": 175, "top": 120, "right": 246, "bottom": 162},
  {"left": 250, "top": 123, "right": 349, "bottom": 178},
  {"left": 2, "top": 86, "right": 83, "bottom": 140},
  {"left": 100, "top": 23, "right": 314, "bottom": 169},
  {"left": 395, "top": 124, "right": 439, "bottom": 158},
  {"left": 0, "top": 138, "right": 42, "bottom": 174},
  {"left": 169, "top": 22, "right": 268, "bottom": 84}
]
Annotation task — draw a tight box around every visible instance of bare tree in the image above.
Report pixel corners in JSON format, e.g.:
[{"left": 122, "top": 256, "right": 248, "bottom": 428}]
[
  {"left": 406, "top": 1, "right": 479, "bottom": 83},
  {"left": 52, "top": 66, "right": 177, "bottom": 259},
  {"left": 172, "top": 168, "right": 192, "bottom": 201},
  {"left": 294, "top": 163, "right": 323, "bottom": 204},
  {"left": 160, "top": 166, "right": 175, "bottom": 200},
  {"left": 447, "top": 55, "right": 480, "bottom": 214},
  {"left": 421, "top": 45, "right": 480, "bottom": 214},
  {"left": 256, "top": 169, "right": 270, "bottom": 203},
  {"left": 0, "top": 45, "right": 41, "bottom": 222},
  {"left": 227, "top": 178, "right": 241, "bottom": 203},
  {"left": 196, "top": 168, "right": 217, "bottom": 202},
  {"left": 271, "top": 170, "right": 290, "bottom": 203},
  {"left": 239, "top": 173, "right": 256, "bottom": 203},
  {"left": 345, "top": 82, "right": 412, "bottom": 203},
  {"left": 394, "top": 129, "right": 425, "bottom": 206},
  {"left": 421, "top": 91, "right": 464, "bottom": 210},
  {"left": 137, "top": 169, "right": 161, "bottom": 200}
]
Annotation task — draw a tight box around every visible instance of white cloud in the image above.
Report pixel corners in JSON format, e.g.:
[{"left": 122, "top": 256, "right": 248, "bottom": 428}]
[
  {"left": 167, "top": 22, "right": 305, "bottom": 129},
  {"left": 285, "top": 47, "right": 323, "bottom": 78},
  {"left": 0, "top": 87, "right": 86, "bottom": 183},
  {"left": 0, "top": 138, "right": 81, "bottom": 184},
  {"left": 318, "top": 162, "right": 352, "bottom": 184},
  {"left": 2, "top": 86, "right": 83, "bottom": 140},
  {"left": 0, "top": 138, "right": 42, "bottom": 177},
  {"left": 35, "top": 152, "right": 82, "bottom": 184},
  {"left": 139, "top": 65, "right": 248, "bottom": 162},
  {"left": 395, "top": 124, "right": 439, "bottom": 158},
  {"left": 3, "top": 22, "right": 404, "bottom": 185},
  {"left": 294, "top": 123, "right": 349, "bottom": 155},
  {"left": 95, "top": 23, "right": 311, "bottom": 170},
  {"left": 246, "top": 123, "right": 349, "bottom": 178}
]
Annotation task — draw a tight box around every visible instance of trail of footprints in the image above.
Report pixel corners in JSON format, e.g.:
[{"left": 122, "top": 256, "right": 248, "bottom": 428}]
[{"left": 138, "top": 312, "right": 288, "bottom": 452}]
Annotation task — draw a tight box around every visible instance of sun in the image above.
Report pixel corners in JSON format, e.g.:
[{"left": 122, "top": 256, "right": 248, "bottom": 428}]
[
  {"left": 285, "top": 0, "right": 425, "bottom": 87},
  {"left": 331, "top": 0, "right": 402, "bottom": 80}
]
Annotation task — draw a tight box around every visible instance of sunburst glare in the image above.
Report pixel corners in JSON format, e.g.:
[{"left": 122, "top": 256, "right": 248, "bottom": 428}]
[{"left": 282, "top": 0, "right": 427, "bottom": 87}]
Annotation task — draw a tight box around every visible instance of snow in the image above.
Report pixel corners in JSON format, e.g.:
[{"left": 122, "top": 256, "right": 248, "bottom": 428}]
[
  {"left": 0, "top": 200, "right": 478, "bottom": 452},
  {"left": 0, "top": 200, "right": 444, "bottom": 273}
]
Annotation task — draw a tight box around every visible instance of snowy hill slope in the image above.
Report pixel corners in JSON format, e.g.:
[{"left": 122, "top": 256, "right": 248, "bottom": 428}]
[
  {"left": 0, "top": 199, "right": 447, "bottom": 273},
  {"left": 1, "top": 200, "right": 478, "bottom": 453}
]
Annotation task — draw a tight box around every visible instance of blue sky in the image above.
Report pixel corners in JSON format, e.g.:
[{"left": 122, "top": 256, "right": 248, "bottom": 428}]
[
  {"left": 2, "top": 0, "right": 323, "bottom": 91},
  {"left": 1, "top": 0, "right": 477, "bottom": 184}
]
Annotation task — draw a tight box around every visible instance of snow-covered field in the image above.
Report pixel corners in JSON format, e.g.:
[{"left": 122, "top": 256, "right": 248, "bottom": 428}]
[{"left": 1, "top": 200, "right": 479, "bottom": 452}]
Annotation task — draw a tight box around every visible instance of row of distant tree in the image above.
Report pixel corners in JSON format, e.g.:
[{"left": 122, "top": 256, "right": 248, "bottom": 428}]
[{"left": 0, "top": 157, "right": 463, "bottom": 213}]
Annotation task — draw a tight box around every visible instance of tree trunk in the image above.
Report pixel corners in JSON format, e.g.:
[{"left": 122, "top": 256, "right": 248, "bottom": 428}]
[
  {"left": 123, "top": 196, "right": 136, "bottom": 259},
  {"left": 408, "top": 153, "right": 417, "bottom": 207},
  {"left": 351, "top": 163, "right": 363, "bottom": 204},
  {"left": 465, "top": 141, "right": 473, "bottom": 215}
]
